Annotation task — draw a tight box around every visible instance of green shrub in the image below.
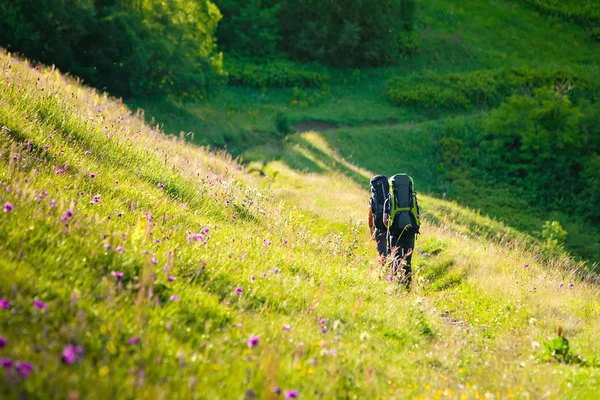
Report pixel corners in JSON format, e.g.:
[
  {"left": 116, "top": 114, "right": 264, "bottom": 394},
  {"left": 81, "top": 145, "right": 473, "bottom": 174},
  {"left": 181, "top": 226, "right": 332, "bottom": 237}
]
[
  {"left": 225, "top": 58, "right": 330, "bottom": 88},
  {"left": 278, "top": 0, "right": 417, "bottom": 65},
  {"left": 0, "top": 0, "right": 224, "bottom": 100},
  {"left": 542, "top": 220, "right": 568, "bottom": 257},
  {"left": 274, "top": 112, "right": 293, "bottom": 135},
  {"left": 387, "top": 67, "right": 599, "bottom": 110},
  {"left": 213, "top": 0, "right": 282, "bottom": 59}
]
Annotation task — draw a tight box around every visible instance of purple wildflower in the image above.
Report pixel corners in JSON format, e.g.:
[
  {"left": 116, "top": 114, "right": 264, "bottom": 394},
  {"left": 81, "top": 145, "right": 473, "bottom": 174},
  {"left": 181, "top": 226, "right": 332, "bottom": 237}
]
[
  {"left": 169, "top": 295, "right": 180, "bottom": 302},
  {"left": 168, "top": 276, "right": 176, "bottom": 282},
  {"left": 0, "top": 299, "right": 9, "bottom": 310},
  {"left": 282, "top": 324, "right": 291, "bottom": 332},
  {"left": 523, "top": 263, "right": 529, "bottom": 268},
  {"left": 284, "top": 390, "right": 299, "bottom": 399},
  {"left": 60, "top": 209, "right": 74, "bottom": 225},
  {"left": 273, "top": 268, "right": 281, "bottom": 274},
  {"left": 202, "top": 227, "right": 210, "bottom": 234},
  {"left": 559, "top": 282, "right": 564, "bottom": 288},
  {"left": 89, "top": 194, "right": 101, "bottom": 205},
  {"left": 85, "top": 150, "right": 91, "bottom": 156},
  {"left": 247, "top": 336, "right": 260, "bottom": 348},
  {"left": 111, "top": 271, "right": 124, "bottom": 280},
  {"left": 3, "top": 202, "right": 13, "bottom": 213},
  {"left": 1, "top": 358, "right": 13, "bottom": 369},
  {"left": 15, "top": 361, "right": 32, "bottom": 377},
  {"left": 0, "top": 336, "right": 6, "bottom": 348},
  {"left": 150, "top": 257, "right": 158, "bottom": 265},
  {"left": 118, "top": 211, "right": 124, "bottom": 217},
  {"left": 157, "top": 183, "right": 164, "bottom": 188},
  {"left": 62, "top": 344, "right": 77, "bottom": 365},
  {"left": 569, "top": 282, "right": 575, "bottom": 289},
  {"left": 191, "top": 234, "right": 204, "bottom": 242},
  {"left": 128, "top": 337, "right": 141, "bottom": 345},
  {"left": 34, "top": 300, "right": 48, "bottom": 311},
  {"left": 250, "top": 276, "right": 256, "bottom": 281},
  {"left": 235, "top": 287, "right": 243, "bottom": 296},
  {"left": 44, "top": 145, "right": 51, "bottom": 151},
  {"left": 54, "top": 168, "right": 65, "bottom": 174},
  {"left": 263, "top": 239, "right": 271, "bottom": 246},
  {"left": 273, "top": 386, "right": 282, "bottom": 394}
]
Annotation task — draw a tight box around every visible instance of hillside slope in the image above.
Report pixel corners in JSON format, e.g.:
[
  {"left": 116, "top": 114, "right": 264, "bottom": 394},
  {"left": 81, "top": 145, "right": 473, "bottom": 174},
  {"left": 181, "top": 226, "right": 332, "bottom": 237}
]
[
  {"left": 1, "top": 53, "right": 600, "bottom": 399},
  {"left": 129, "top": 0, "right": 600, "bottom": 264}
]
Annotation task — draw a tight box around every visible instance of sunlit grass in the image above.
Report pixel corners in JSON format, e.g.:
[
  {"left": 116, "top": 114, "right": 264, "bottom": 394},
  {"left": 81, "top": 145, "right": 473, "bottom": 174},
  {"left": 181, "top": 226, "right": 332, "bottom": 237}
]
[{"left": 1, "top": 51, "right": 599, "bottom": 399}]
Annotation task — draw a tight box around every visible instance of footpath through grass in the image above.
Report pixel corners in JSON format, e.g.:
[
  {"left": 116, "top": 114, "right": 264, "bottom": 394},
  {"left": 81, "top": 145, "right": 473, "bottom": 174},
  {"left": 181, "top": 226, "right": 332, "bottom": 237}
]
[{"left": 2, "top": 52, "right": 600, "bottom": 399}]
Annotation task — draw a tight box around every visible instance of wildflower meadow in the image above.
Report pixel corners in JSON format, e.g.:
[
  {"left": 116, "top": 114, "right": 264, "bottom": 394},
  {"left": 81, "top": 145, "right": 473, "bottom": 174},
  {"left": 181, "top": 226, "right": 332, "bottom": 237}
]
[{"left": 1, "top": 51, "right": 600, "bottom": 399}]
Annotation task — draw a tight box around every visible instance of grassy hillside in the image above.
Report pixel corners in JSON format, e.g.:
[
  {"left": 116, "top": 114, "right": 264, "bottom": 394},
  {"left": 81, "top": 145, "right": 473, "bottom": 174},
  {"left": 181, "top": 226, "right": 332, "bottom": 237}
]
[
  {"left": 2, "top": 50, "right": 600, "bottom": 400},
  {"left": 128, "top": 0, "right": 600, "bottom": 264}
]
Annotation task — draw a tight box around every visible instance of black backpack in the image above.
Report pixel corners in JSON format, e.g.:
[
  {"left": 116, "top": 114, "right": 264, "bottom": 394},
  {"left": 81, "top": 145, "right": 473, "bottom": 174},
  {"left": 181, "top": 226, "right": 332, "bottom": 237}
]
[
  {"left": 388, "top": 174, "right": 420, "bottom": 235},
  {"left": 370, "top": 175, "right": 389, "bottom": 231}
]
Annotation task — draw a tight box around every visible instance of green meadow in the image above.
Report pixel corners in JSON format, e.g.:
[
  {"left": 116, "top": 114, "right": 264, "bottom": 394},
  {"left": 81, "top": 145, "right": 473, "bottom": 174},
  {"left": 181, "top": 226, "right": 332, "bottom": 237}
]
[{"left": 1, "top": 0, "right": 600, "bottom": 398}]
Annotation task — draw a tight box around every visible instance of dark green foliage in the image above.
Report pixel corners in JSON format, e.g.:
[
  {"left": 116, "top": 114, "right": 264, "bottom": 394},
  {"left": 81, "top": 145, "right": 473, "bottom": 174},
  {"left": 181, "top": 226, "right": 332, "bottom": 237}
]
[
  {"left": 517, "top": 0, "right": 600, "bottom": 26},
  {"left": 213, "top": 0, "right": 282, "bottom": 59},
  {"left": 225, "top": 58, "right": 330, "bottom": 88},
  {"left": 214, "top": 0, "right": 418, "bottom": 65},
  {"left": 274, "top": 112, "right": 293, "bottom": 135},
  {"left": 0, "top": 0, "right": 224, "bottom": 100},
  {"left": 481, "top": 88, "right": 584, "bottom": 194},
  {"left": 439, "top": 88, "right": 587, "bottom": 204},
  {"left": 387, "top": 67, "right": 600, "bottom": 110},
  {"left": 436, "top": 89, "right": 600, "bottom": 260},
  {"left": 279, "top": 0, "right": 416, "bottom": 65},
  {"left": 579, "top": 155, "right": 600, "bottom": 222}
]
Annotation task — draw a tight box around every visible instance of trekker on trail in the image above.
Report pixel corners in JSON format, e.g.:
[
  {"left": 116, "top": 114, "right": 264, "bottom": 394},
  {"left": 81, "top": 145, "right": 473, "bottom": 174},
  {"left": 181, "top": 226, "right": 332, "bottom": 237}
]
[
  {"left": 369, "top": 175, "right": 390, "bottom": 261},
  {"left": 383, "top": 174, "right": 421, "bottom": 289}
]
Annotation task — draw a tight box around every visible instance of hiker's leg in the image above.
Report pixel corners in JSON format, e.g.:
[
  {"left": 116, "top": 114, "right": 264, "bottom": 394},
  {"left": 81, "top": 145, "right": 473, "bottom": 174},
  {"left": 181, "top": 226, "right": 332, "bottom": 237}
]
[
  {"left": 399, "top": 234, "right": 415, "bottom": 289},
  {"left": 389, "top": 234, "right": 402, "bottom": 278},
  {"left": 375, "top": 229, "right": 388, "bottom": 257}
]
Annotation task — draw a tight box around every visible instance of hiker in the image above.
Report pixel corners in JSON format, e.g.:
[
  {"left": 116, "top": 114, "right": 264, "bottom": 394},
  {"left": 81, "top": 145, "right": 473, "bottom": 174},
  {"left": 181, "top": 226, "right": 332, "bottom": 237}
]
[
  {"left": 383, "top": 174, "right": 421, "bottom": 289},
  {"left": 369, "top": 175, "right": 390, "bottom": 260}
]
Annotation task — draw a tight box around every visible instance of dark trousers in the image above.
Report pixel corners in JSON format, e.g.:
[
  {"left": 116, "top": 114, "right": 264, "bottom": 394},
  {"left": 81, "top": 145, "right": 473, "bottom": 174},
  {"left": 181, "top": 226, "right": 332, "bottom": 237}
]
[
  {"left": 374, "top": 229, "right": 388, "bottom": 257},
  {"left": 389, "top": 233, "right": 415, "bottom": 288}
]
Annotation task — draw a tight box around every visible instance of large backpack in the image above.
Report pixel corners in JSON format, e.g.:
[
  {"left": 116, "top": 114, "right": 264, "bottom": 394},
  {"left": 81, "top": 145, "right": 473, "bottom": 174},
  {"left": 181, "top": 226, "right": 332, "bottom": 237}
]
[
  {"left": 370, "top": 175, "right": 389, "bottom": 231},
  {"left": 388, "top": 174, "right": 420, "bottom": 235}
]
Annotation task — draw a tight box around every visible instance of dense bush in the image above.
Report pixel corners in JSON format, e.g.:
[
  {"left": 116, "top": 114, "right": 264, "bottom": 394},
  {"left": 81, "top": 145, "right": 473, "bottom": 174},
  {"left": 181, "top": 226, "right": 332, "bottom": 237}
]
[
  {"left": 213, "top": 0, "right": 282, "bottom": 59},
  {"left": 387, "top": 67, "right": 600, "bottom": 110},
  {"left": 225, "top": 59, "right": 329, "bottom": 88},
  {"left": 517, "top": 0, "right": 600, "bottom": 25},
  {"left": 0, "top": 0, "right": 224, "bottom": 100},
  {"left": 279, "top": 0, "right": 417, "bottom": 65},
  {"left": 438, "top": 88, "right": 600, "bottom": 219},
  {"left": 214, "top": 0, "right": 417, "bottom": 65}
]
